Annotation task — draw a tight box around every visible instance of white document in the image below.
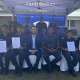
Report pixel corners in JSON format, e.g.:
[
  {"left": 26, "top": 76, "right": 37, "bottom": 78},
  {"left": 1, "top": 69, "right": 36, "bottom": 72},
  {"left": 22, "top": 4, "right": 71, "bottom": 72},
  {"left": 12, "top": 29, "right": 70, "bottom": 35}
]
[
  {"left": 67, "top": 41, "right": 75, "bottom": 51},
  {"left": 12, "top": 37, "right": 20, "bottom": 49},
  {"left": 0, "top": 41, "right": 7, "bottom": 53}
]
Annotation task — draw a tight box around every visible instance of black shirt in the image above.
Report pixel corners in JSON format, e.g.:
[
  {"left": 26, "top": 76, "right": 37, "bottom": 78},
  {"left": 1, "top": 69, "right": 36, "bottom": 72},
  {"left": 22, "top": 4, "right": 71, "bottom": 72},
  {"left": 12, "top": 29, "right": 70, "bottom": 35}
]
[
  {"left": 36, "top": 22, "right": 47, "bottom": 33},
  {"left": 0, "top": 33, "right": 12, "bottom": 48},
  {"left": 61, "top": 37, "right": 77, "bottom": 48},
  {"left": 42, "top": 34, "right": 59, "bottom": 49}
]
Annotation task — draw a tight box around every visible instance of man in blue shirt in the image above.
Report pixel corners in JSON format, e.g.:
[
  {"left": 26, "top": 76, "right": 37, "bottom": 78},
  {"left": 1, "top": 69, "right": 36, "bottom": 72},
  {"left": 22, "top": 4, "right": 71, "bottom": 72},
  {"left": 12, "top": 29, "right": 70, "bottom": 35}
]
[
  {"left": 25, "top": 26, "right": 42, "bottom": 74},
  {"left": 0, "top": 24, "right": 11, "bottom": 75},
  {"left": 9, "top": 24, "right": 26, "bottom": 76},
  {"left": 61, "top": 30, "right": 80, "bottom": 77},
  {"left": 42, "top": 26, "right": 61, "bottom": 73},
  {"left": 23, "top": 17, "right": 33, "bottom": 31}
]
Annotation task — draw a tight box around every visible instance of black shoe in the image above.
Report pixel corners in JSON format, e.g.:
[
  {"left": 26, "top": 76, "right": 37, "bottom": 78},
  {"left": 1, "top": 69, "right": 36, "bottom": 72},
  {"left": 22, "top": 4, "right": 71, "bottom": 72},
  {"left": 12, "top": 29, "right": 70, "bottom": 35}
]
[
  {"left": 69, "top": 68, "right": 77, "bottom": 77},
  {"left": 0, "top": 72, "right": 3, "bottom": 75},
  {"left": 34, "top": 68, "right": 38, "bottom": 74},
  {"left": 17, "top": 72, "right": 22, "bottom": 76},
  {"left": 3, "top": 71, "right": 8, "bottom": 75},
  {"left": 47, "top": 67, "right": 52, "bottom": 73},
  {"left": 14, "top": 65, "right": 18, "bottom": 74},
  {"left": 28, "top": 68, "right": 33, "bottom": 74}
]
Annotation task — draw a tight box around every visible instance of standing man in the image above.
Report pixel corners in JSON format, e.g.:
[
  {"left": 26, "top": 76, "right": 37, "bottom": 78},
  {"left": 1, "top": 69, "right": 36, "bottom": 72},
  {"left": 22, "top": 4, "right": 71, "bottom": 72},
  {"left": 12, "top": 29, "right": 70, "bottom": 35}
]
[
  {"left": 9, "top": 16, "right": 20, "bottom": 29},
  {"left": 61, "top": 30, "right": 79, "bottom": 77},
  {"left": 36, "top": 17, "right": 47, "bottom": 34},
  {"left": 23, "top": 17, "right": 33, "bottom": 31},
  {"left": 42, "top": 26, "right": 61, "bottom": 73},
  {"left": 25, "top": 26, "right": 42, "bottom": 74},
  {"left": 49, "top": 19, "right": 57, "bottom": 34},
  {"left": 0, "top": 24, "right": 11, "bottom": 75}
]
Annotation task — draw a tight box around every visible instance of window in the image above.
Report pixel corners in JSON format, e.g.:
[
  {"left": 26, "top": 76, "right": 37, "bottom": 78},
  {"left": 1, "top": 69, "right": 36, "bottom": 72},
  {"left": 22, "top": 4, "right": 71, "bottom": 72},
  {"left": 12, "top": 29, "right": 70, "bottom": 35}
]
[{"left": 67, "top": 20, "right": 75, "bottom": 27}]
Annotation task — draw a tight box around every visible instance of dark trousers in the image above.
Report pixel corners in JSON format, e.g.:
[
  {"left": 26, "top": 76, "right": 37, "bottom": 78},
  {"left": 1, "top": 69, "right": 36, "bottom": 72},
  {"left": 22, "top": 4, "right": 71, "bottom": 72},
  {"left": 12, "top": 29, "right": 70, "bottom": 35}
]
[
  {"left": 25, "top": 50, "right": 41, "bottom": 69},
  {"left": 43, "top": 50, "right": 61, "bottom": 68},
  {"left": 62, "top": 50, "right": 80, "bottom": 69},
  {"left": 9, "top": 49, "right": 25, "bottom": 67},
  {"left": 0, "top": 51, "right": 10, "bottom": 70}
]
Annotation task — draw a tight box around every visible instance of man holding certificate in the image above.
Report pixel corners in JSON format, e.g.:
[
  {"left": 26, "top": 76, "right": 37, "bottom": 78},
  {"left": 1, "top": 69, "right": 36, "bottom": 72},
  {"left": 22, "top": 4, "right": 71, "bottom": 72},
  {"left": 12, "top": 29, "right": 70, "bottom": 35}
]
[
  {"left": 0, "top": 24, "right": 11, "bottom": 75},
  {"left": 61, "top": 30, "right": 80, "bottom": 77},
  {"left": 9, "top": 24, "right": 26, "bottom": 76}
]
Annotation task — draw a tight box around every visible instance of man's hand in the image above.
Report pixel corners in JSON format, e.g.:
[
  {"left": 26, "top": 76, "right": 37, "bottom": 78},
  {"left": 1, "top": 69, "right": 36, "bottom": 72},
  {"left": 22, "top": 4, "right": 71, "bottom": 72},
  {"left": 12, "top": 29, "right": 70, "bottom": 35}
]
[
  {"left": 75, "top": 48, "right": 78, "bottom": 51},
  {"left": 48, "top": 49, "right": 57, "bottom": 53},
  {"left": 19, "top": 47, "right": 24, "bottom": 49},
  {"left": 30, "top": 50, "right": 37, "bottom": 54},
  {"left": 6, "top": 48, "right": 10, "bottom": 51},
  {"left": 64, "top": 48, "right": 68, "bottom": 51}
]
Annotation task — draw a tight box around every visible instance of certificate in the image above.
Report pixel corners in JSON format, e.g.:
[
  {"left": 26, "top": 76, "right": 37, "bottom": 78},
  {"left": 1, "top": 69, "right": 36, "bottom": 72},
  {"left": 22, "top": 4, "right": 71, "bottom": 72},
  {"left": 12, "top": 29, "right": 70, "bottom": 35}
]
[
  {"left": 67, "top": 41, "right": 75, "bottom": 51},
  {"left": 12, "top": 37, "right": 20, "bottom": 49},
  {"left": 0, "top": 41, "right": 7, "bottom": 53}
]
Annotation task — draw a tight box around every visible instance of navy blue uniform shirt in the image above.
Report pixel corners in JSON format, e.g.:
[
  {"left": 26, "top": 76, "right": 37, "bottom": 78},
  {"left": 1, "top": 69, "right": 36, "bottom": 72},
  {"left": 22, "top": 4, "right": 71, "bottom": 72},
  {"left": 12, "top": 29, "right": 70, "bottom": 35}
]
[
  {"left": 42, "top": 34, "right": 59, "bottom": 49},
  {"left": 61, "top": 37, "right": 77, "bottom": 48},
  {"left": 0, "top": 33, "right": 12, "bottom": 48}
]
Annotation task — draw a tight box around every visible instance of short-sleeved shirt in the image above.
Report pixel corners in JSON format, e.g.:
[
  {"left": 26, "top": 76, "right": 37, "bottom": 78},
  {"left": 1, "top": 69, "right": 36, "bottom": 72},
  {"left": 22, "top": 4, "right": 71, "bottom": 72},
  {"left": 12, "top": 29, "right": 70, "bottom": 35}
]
[
  {"left": 0, "top": 33, "right": 12, "bottom": 48},
  {"left": 42, "top": 34, "right": 59, "bottom": 49},
  {"left": 22, "top": 22, "right": 33, "bottom": 31},
  {"left": 61, "top": 37, "right": 77, "bottom": 48},
  {"left": 12, "top": 33, "right": 26, "bottom": 47},
  {"left": 36, "top": 22, "right": 47, "bottom": 33}
]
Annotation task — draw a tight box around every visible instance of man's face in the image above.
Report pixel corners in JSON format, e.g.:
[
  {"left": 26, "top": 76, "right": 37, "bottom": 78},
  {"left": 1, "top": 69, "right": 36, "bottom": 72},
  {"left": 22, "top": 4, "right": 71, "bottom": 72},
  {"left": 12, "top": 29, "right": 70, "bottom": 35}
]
[
  {"left": 67, "top": 32, "right": 72, "bottom": 38},
  {"left": 22, "top": 28, "right": 25, "bottom": 33},
  {"left": 1, "top": 26, "right": 8, "bottom": 33},
  {"left": 48, "top": 27, "right": 54, "bottom": 34},
  {"left": 40, "top": 17, "right": 43, "bottom": 22},
  {"left": 17, "top": 27, "right": 22, "bottom": 33},
  {"left": 31, "top": 27, "right": 37, "bottom": 35},
  {"left": 26, "top": 19, "right": 29, "bottom": 23},
  {"left": 52, "top": 19, "right": 55, "bottom": 23},
  {"left": 13, "top": 16, "right": 17, "bottom": 21}
]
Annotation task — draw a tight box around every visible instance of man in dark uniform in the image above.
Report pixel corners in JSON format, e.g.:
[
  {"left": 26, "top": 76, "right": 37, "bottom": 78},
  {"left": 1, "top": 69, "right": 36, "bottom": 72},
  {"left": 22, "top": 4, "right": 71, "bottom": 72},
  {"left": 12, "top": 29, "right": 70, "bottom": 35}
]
[
  {"left": 0, "top": 24, "right": 11, "bottom": 75},
  {"left": 49, "top": 19, "right": 57, "bottom": 34},
  {"left": 42, "top": 26, "right": 61, "bottom": 73},
  {"left": 61, "top": 30, "right": 79, "bottom": 77},
  {"left": 36, "top": 17, "right": 47, "bottom": 34},
  {"left": 9, "top": 24, "right": 26, "bottom": 76},
  {"left": 9, "top": 16, "right": 20, "bottom": 29},
  {"left": 25, "top": 26, "right": 42, "bottom": 74}
]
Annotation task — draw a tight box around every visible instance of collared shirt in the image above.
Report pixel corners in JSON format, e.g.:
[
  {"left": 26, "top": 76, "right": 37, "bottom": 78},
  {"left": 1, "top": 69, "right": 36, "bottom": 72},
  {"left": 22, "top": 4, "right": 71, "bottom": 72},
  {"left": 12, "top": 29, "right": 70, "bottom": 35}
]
[
  {"left": 32, "top": 35, "right": 36, "bottom": 49},
  {"left": 36, "top": 22, "right": 47, "bottom": 33},
  {"left": 0, "top": 33, "right": 12, "bottom": 48},
  {"left": 42, "top": 34, "right": 59, "bottom": 49},
  {"left": 23, "top": 22, "right": 33, "bottom": 31},
  {"left": 61, "top": 37, "right": 77, "bottom": 48}
]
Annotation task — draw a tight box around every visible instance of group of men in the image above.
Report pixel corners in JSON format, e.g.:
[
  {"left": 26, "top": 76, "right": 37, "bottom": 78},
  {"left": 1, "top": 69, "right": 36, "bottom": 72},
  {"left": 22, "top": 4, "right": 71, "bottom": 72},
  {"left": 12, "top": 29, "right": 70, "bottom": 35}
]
[{"left": 0, "top": 16, "right": 80, "bottom": 77}]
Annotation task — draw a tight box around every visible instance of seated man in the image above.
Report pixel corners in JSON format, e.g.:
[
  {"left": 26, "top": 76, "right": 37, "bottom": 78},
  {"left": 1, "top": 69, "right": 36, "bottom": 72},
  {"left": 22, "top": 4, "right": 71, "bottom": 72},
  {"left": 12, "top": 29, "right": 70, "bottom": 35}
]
[
  {"left": 25, "top": 26, "right": 42, "bottom": 74},
  {"left": 61, "top": 30, "right": 80, "bottom": 77},
  {"left": 0, "top": 24, "right": 11, "bottom": 75},
  {"left": 9, "top": 24, "right": 26, "bottom": 76},
  {"left": 42, "top": 26, "right": 61, "bottom": 73}
]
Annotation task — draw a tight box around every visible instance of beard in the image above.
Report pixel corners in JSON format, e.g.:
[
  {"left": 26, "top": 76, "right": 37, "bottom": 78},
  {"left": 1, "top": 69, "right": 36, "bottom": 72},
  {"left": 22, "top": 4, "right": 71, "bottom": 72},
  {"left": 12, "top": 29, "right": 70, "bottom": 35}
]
[{"left": 32, "top": 32, "right": 36, "bottom": 35}]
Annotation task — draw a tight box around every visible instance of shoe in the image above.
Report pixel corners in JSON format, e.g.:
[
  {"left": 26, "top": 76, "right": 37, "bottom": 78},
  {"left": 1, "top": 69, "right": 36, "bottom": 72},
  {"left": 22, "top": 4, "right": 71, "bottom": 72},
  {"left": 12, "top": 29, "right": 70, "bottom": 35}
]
[
  {"left": 14, "top": 65, "right": 18, "bottom": 74},
  {"left": 17, "top": 66, "right": 22, "bottom": 76},
  {"left": 0, "top": 66, "right": 4, "bottom": 75},
  {"left": 28, "top": 68, "right": 33, "bottom": 74},
  {"left": 3, "top": 67, "right": 8, "bottom": 75},
  {"left": 69, "top": 68, "right": 77, "bottom": 77},
  {"left": 34, "top": 68, "right": 38, "bottom": 74},
  {"left": 47, "top": 67, "right": 52, "bottom": 73}
]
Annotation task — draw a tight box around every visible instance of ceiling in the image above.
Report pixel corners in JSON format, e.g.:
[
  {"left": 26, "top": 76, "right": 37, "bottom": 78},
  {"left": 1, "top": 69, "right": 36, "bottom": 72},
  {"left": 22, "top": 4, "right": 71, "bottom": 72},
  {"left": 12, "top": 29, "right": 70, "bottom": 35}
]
[{"left": 0, "top": 0, "right": 80, "bottom": 15}]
